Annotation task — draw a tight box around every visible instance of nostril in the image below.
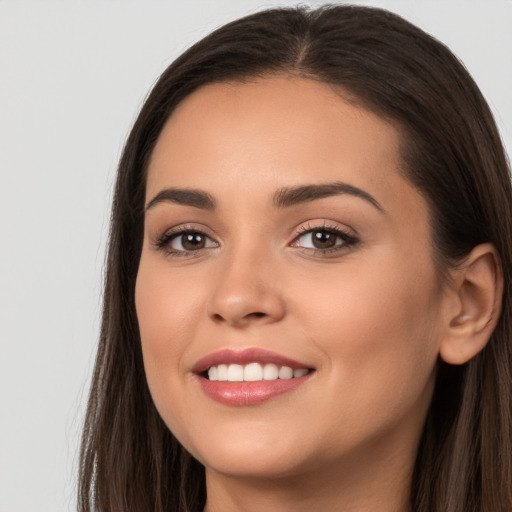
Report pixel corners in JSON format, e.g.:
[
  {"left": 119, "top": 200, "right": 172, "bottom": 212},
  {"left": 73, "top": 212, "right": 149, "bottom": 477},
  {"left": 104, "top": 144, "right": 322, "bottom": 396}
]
[
  {"left": 212, "top": 311, "right": 266, "bottom": 322},
  {"left": 208, "top": 291, "right": 286, "bottom": 326}
]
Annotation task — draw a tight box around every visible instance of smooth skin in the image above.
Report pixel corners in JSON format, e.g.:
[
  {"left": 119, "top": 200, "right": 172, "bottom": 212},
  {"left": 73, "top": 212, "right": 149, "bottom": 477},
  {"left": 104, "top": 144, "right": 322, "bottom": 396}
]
[{"left": 135, "top": 76, "right": 502, "bottom": 512}]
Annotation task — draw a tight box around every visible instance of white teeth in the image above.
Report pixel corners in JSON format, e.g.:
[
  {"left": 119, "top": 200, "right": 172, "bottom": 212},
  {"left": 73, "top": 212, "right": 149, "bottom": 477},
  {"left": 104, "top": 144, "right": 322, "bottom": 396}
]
[
  {"left": 227, "top": 364, "right": 244, "bottom": 382},
  {"left": 244, "top": 362, "right": 263, "bottom": 381},
  {"left": 217, "top": 364, "right": 228, "bottom": 381},
  {"left": 206, "top": 362, "right": 310, "bottom": 382},
  {"left": 278, "top": 366, "right": 293, "bottom": 379},
  {"left": 263, "top": 363, "right": 279, "bottom": 380}
]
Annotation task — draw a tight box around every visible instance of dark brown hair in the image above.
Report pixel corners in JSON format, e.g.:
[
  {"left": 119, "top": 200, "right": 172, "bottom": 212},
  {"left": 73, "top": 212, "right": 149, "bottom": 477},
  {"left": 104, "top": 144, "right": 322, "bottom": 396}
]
[{"left": 78, "top": 5, "right": 512, "bottom": 512}]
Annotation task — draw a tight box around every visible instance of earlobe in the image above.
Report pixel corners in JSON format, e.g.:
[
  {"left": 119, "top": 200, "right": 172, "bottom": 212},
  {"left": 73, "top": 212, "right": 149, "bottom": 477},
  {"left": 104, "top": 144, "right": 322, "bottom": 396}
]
[{"left": 439, "top": 243, "right": 503, "bottom": 365}]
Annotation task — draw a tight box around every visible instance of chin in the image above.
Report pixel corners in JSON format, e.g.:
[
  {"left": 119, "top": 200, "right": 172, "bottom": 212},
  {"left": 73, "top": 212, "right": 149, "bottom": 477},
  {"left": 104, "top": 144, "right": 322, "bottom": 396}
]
[
  {"left": 201, "top": 451, "right": 312, "bottom": 481},
  {"left": 184, "top": 425, "right": 315, "bottom": 480}
]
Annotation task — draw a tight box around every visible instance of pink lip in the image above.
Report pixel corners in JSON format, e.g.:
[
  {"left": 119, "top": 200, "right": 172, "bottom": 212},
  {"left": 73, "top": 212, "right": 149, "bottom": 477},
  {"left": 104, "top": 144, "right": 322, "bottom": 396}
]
[{"left": 192, "top": 348, "right": 315, "bottom": 407}]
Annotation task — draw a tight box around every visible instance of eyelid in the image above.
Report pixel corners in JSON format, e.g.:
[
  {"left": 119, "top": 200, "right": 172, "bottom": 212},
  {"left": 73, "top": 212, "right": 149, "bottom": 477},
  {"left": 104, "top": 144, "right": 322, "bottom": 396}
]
[
  {"left": 150, "top": 219, "right": 359, "bottom": 258},
  {"left": 289, "top": 220, "right": 359, "bottom": 253},
  {"left": 292, "top": 219, "right": 357, "bottom": 239},
  {"left": 152, "top": 223, "right": 220, "bottom": 256}
]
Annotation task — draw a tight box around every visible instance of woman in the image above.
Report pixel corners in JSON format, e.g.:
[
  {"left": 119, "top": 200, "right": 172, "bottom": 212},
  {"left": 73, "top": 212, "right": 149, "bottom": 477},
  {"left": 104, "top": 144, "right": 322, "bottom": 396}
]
[{"left": 78, "top": 5, "right": 512, "bottom": 512}]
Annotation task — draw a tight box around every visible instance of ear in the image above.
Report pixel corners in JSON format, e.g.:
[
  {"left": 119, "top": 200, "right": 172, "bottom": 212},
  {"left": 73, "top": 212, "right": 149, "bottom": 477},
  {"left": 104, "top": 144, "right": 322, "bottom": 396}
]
[{"left": 439, "top": 243, "right": 503, "bottom": 365}]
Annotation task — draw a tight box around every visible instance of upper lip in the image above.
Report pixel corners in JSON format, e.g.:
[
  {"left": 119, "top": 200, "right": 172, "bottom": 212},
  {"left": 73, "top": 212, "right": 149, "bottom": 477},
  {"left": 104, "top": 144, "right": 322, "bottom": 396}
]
[{"left": 192, "top": 348, "right": 314, "bottom": 374}]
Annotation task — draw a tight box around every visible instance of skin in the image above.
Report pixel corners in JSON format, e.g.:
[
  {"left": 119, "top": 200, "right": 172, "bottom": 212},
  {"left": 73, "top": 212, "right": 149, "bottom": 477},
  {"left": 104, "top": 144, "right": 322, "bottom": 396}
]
[{"left": 135, "top": 76, "right": 496, "bottom": 512}]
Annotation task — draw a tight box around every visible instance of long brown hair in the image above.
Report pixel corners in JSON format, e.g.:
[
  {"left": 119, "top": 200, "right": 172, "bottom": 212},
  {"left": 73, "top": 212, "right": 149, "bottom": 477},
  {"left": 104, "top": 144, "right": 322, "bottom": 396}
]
[{"left": 78, "top": 5, "right": 512, "bottom": 511}]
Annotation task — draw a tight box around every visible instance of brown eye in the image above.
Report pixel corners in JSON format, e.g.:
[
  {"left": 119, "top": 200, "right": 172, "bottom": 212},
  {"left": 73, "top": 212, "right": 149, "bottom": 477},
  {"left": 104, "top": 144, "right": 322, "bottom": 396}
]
[
  {"left": 182, "top": 233, "right": 206, "bottom": 250},
  {"left": 169, "top": 231, "right": 216, "bottom": 252},
  {"left": 292, "top": 226, "right": 358, "bottom": 253},
  {"left": 311, "top": 230, "right": 337, "bottom": 249}
]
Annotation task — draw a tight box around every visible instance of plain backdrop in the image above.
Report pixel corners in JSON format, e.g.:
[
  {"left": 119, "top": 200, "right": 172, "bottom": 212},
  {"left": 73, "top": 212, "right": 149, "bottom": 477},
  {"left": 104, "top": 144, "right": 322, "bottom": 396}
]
[{"left": 0, "top": 1, "right": 511, "bottom": 511}]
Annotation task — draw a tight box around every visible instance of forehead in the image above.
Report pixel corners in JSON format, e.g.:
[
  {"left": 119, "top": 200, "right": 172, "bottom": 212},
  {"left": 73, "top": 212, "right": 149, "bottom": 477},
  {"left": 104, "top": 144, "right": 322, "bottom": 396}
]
[{"left": 146, "top": 76, "right": 419, "bottom": 218}]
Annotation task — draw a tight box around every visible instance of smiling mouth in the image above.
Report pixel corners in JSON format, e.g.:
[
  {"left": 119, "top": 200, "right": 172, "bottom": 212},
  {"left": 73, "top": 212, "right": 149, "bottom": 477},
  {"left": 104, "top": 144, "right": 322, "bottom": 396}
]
[
  {"left": 193, "top": 348, "right": 315, "bottom": 405},
  {"left": 206, "top": 362, "right": 311, "bottom": 382}
]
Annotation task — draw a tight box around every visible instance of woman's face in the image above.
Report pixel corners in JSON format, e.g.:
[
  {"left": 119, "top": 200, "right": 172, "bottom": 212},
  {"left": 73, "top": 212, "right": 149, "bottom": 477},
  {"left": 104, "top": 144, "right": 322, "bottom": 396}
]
[{"left": 136, "top": 76, "right": 450, "bottom": 481}]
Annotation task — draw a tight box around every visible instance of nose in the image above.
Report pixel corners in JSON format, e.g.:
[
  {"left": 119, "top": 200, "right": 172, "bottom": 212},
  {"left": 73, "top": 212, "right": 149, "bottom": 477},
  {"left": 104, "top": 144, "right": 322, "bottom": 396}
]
[{"left": 207, "top": 251, "right": 286, "bottom": 328}]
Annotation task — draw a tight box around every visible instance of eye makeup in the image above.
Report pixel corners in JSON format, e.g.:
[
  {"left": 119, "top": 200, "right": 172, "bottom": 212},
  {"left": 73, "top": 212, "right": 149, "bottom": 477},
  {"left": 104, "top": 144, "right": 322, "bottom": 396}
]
[{"left": 151, "top": 220, "right": 359, "bottom": 259}]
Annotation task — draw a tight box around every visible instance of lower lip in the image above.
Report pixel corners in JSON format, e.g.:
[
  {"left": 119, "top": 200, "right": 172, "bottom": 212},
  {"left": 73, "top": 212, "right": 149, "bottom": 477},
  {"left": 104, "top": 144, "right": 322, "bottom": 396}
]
[{"left": 196, "top": 374, "right": 313, "bottom": 406}]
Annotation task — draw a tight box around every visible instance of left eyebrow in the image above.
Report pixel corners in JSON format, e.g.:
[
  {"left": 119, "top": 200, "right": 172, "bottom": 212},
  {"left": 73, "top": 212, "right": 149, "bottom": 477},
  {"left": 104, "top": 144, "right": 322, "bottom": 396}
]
[{"left": 273, "top": 181, "right": 384, "bottom": 213}]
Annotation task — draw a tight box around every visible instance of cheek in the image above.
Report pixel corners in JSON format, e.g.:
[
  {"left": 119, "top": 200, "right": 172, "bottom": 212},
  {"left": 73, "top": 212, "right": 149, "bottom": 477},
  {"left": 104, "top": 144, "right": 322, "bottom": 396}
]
[
  {"left": 135, "top": 255, "right": 206, "bottom": 348},
  {"left": 296, "top": 251, "right": 442, "bottom": 412},
  {"left": 134, "top": 257, "right": 204, "bottom": 414}
]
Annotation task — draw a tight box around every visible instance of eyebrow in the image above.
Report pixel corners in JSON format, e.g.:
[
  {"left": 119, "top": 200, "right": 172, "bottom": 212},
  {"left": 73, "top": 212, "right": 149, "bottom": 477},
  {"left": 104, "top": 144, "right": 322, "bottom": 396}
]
[
  {"left": 145, "top": 188, "right": 216, "bottom": 211},
  {"left": 273, "top": 181, "right": 384, "bottom": 212},
  {"left": 145, "top": 181, "right": 384, "bottom": 214}
]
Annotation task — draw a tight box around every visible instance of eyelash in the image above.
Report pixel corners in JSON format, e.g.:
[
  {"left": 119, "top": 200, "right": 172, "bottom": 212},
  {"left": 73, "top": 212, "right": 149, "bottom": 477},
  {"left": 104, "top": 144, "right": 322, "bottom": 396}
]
[
  {"left": 153, "top": 225, "right": 217, "bottom": 258},
  {"left": 153, "top": 223, "right": 359, "bottom": 258},
  {"left": 292, "top": 222, "right": 359, "bottom": 254}
]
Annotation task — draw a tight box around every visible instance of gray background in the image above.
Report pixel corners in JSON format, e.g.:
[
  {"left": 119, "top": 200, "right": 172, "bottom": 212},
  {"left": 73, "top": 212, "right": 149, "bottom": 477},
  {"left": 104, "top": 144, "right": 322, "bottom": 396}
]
[{"left": 1, "top": 1, "right": 511, "bottom": 510}]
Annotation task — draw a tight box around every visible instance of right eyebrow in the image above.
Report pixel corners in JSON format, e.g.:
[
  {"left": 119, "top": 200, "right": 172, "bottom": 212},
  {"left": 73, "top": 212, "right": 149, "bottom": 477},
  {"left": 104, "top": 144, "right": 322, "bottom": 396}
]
[{"left": 145, "top": 187, "right": 216, "bottom": 212}]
